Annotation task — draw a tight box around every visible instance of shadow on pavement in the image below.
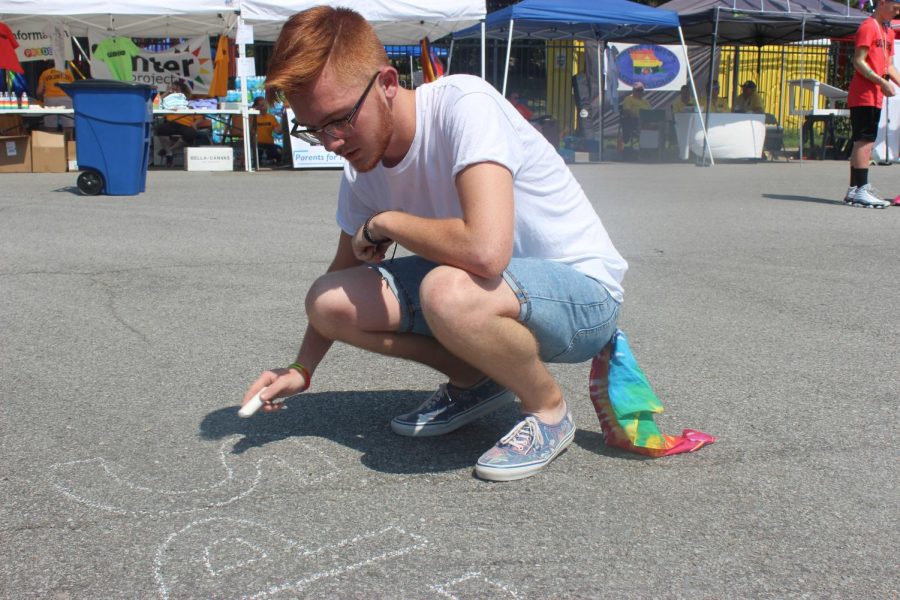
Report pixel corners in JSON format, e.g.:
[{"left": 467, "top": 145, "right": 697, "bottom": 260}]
[
  {"left": 762, "top": 193, "right": 843, "bottom": 205},
  {"left": 199, "top": 390, "right": 523, "bottom": 475},
  {"left": 200, "top": 390, "right": 646, "bottom": 474},
  {"left": 573, "top": 429, "right": 653, "bottom": 461},
  {"left": 52, "top": 186, "right": 82, "bottom": 195}
]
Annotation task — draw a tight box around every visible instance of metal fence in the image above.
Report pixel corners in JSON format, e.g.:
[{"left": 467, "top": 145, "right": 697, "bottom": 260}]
[{"left": 444, "top": 37, "right": 855, "bottom": 151}]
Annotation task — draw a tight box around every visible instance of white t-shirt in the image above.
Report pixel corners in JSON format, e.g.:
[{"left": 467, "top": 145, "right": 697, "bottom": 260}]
[{"left": 336, "top": 74, "right": 627, "bottom": 302}]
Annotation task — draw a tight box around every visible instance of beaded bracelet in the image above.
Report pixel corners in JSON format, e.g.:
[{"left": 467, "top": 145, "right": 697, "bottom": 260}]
[{"left": 288, "top": 362, "right": 311, "bottom": 392}]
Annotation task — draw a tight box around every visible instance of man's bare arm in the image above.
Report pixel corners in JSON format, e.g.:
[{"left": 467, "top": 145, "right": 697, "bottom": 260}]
[{"left": 360, "top": 162, "right": 515, "bottom": 279}]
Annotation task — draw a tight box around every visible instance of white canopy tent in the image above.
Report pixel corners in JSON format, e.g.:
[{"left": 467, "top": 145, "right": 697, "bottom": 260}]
[
  {"left": 241, "top": 0, "right": 485, "bottom": 44},
  {"left": 0, "top": 0, "right": 485, "bottom": 42},
  {"left": 0, "top": 1, "right": 240, "bottom": 40},
  {"left": 0, "top": 0, "right": 486, "bottom": 170}
]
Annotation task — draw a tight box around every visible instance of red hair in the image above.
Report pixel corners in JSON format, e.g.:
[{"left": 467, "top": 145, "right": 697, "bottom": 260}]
[{"left": 265, "top": 6, "right": 388, "bottom": 104}]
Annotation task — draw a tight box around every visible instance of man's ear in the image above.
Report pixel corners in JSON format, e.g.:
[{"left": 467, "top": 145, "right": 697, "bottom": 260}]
[{"left": 379, "top": 67, "right": 400, "bottom": 100}]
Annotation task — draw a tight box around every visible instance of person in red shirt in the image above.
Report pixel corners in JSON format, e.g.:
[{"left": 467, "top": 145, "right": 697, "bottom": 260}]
[
  {"left": 507, "top": 91, "right": 533, "bottom": 120},
  {"left": 845, "top": 0, "right": 900, "bottom": 208}
]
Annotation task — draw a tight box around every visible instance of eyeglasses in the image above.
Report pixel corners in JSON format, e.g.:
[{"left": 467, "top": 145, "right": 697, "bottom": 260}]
[{"left": 290, "top": 71, "right": 380, "bottom": 145}]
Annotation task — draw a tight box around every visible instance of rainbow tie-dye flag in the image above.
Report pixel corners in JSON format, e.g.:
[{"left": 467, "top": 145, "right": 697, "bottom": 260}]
[{"left": 589, "top": 330, "right": 715, "bottom": 456}]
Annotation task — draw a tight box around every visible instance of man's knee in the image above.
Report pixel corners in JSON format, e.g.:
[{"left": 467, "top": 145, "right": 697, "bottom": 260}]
[
  {"left": 420, "top": 266, "right": 481, "bottom": 325},
  {"left": 305, "top": 273, "right": 356, "bottom": 334}
]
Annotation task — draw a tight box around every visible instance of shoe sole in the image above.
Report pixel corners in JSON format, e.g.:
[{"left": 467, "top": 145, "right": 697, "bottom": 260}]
[
  {"left": 474, "top": 427, "right": 575, "bottom": 482},
  {"left": 390, "top": 390, "right": 515, "bottom": 437},
  {"left": 849, "top": 202, "right": 887, "bottom": 209}
]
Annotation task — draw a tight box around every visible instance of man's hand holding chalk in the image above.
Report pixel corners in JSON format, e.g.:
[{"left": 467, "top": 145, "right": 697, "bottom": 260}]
[{"left": 239, "top": 363, "right": 311, "bottom": 418}]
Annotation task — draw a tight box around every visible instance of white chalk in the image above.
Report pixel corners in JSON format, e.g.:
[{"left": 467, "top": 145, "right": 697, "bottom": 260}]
[{"left": 238, "top": 388, "right": 281, "bottom": 418}]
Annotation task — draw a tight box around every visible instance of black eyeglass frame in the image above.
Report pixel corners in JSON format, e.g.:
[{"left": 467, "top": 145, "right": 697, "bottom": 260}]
[{"left": 290, "top": 71, "right": 381, "bottom": 145}]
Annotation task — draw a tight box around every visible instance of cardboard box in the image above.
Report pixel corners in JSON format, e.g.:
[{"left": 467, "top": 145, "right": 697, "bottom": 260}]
[
  {"left": 0, "top": 114, "right": 27, "bottom": 136},
  {"left": 31, "top": 131, "right": 67, "bottom": 173},
  {"left": 184, "top": 146, "right": 233, "bottom": 171},
  {"left": 66, "top": 140, "right": 77, "bottom": 171},
  {"left": 0, "top": 135, "right": 31, "bottom": 173}
]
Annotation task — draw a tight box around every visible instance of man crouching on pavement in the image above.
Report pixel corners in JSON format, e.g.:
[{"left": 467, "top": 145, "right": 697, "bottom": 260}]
[{"left": 242, "top": 6, "right": 627, "bottom": 481}]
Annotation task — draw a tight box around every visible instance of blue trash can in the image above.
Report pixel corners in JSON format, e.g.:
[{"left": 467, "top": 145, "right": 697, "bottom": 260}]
[{"left": 59, "top": 80, "right": 155, "bottom": 196}]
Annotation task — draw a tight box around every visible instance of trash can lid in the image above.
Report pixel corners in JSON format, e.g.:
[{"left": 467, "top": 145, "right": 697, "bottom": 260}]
[{"left": 59, "top": 79, "right": 155, "bottom": 91}]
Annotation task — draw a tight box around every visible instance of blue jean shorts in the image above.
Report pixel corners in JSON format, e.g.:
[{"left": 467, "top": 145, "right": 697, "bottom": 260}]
[{"left": 373, "top": 256, "right": 620, "bottom": 364}]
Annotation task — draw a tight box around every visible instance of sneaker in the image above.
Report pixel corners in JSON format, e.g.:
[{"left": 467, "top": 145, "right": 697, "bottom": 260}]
[
  {"left": 850, "top": 184, "right": 889, "bottom": 208},
  {"left": 475, "top": 409, "right": 575, "bottom": 482},
  {"left": 843, "top": 185, "right": 857, "bottom": 203},
  {"left": 391, "top": 378, "right": 515, "bottom": 437}
]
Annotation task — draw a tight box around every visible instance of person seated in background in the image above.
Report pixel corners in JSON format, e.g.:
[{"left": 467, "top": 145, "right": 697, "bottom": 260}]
[
  {"left": 733, "top": 80, "right": 765, "bottom": 114},
  {"left": 671, "top": 84, "right": 694, "bottom": 113},
  {"left": 36, "top": 65, "right": 75, "bottom": 133},
  {"left": 231, "top": 97, "right": 283, "bottom": 165},
  {"left": 620, "top": 82, "right": 651, "bottom": 151},
  {"left": 701, "top": 81, "right": 729, "bottom": 112},
  {"left": 155, "top": 81, "right": 211, "bottom": 166},
  {"left": 507, "top": 91, "right": 533, "bottom": 120}
]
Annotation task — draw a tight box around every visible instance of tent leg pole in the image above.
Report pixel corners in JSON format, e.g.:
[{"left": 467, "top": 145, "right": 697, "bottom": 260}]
[
  {"left": 799, "top": 16, "right": 806, "bottom": 164},
  {"left": 447, "top": 39, "right": 455, "bottom": 75},
  {"left": 481, "top": 21, "right": 486, "bottom": 80},
  {"left": 680, "top": 26, "right": 713, "bottom": 166},
  {"left": 700, "top": 10, "right": 720, "bottom": 166},
  {"left": 502, "top": 20, "right": 514, "bottom": 97},
  {"left": 236, "top": 17, "right": 253, "bottom": 173},
  {"left": 598, "top": 40, "right": 604, "bottom": 163}
]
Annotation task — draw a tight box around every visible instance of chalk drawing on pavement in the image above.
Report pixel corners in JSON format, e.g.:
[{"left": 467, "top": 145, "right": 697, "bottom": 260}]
[
  {"left": 153, "top": 517, "right": 428, "bottom": 599},
  {"left": 430, "top": 571, "right": 523, "bottom": 599},
  {"left": 48, "top": 436, "right": 338, "bottom": 516}
]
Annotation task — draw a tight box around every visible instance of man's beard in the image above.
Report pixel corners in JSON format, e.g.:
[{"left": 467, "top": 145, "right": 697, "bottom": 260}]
[{"left": 353, "top": 96, "right": 393, "bottom": 173}]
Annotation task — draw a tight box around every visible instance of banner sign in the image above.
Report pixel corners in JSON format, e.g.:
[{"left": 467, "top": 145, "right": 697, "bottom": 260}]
[
  {"left": 285, "top": 108, "right": 346, "bottom": 170},
  {"left": 610, "top": 43, "right": 688, "bottom": 92},
  {"left": 12, "top": 20, "right": 74, "bottom": 64},
  {"left": 88, "top": 33, "right": 213, "bottom": 94}
]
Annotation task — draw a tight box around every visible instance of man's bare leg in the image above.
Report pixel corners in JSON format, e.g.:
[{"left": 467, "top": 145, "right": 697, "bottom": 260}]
[
  {"left": 305, "top": 265, "right": 485, "bottom": 387},
  {"left": 418, "top": 266, "right": 566, "bottom": 424}
]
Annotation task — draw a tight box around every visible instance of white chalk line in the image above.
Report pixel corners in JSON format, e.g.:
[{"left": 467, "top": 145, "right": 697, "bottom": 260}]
[
  {"left": 204, "top": 538, "right": 269, "bottom": 577},
  {"left": 48, "top": 437, "right": 338, "bottom": 516},
  {"left": 430, "top": 571, "right": 522, "bottom": 599},
  {"left": 153, "top": 517, "right": 428, "bottom": 600}
]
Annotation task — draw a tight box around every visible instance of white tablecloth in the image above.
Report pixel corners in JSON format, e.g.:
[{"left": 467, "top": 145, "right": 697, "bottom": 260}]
[{"left": 674, "top": 112, "right": 766, "bottom": 160}]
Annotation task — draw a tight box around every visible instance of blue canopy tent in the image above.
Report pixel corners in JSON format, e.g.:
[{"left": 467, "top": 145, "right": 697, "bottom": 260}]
[{"left": 453, "top": 0, "right": 712, "bottom": 162}]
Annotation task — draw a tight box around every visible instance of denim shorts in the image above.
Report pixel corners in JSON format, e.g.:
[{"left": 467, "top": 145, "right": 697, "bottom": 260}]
[{"left": 373, "top": 256, "right": 620, "bottom": 364}]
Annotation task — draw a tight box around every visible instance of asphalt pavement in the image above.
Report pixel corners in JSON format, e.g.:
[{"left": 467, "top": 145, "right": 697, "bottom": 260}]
[{"left": 1, "top": 160, "right": 897, "bottom": 599}]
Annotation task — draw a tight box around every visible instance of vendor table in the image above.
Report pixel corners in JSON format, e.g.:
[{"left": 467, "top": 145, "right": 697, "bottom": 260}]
[
  {"left": 674, "top": 112, "right": 766, "bottom": 160},
  {"left": 2, "top": 107, "right": 73, "bottom": 114},
  {"left": 153, "top": 109, "right": 261, "bottom": 169},
  {"left": 3, "top": 107, "right": 263, "bottom": 170},
  {"left": 5, "top": 107, "right": 258, "bottom": 117},
  {"left": 788, "top": 79, "right": 849, "bottom": 160}
]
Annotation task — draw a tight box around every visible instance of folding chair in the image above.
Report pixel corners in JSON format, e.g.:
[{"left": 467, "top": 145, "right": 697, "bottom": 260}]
[
  {"left": 638, "top": 109, "right": 667, "bottom": 161},
  {"left": 763, "top": 113, "right": 785, "bottom": 161}
]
